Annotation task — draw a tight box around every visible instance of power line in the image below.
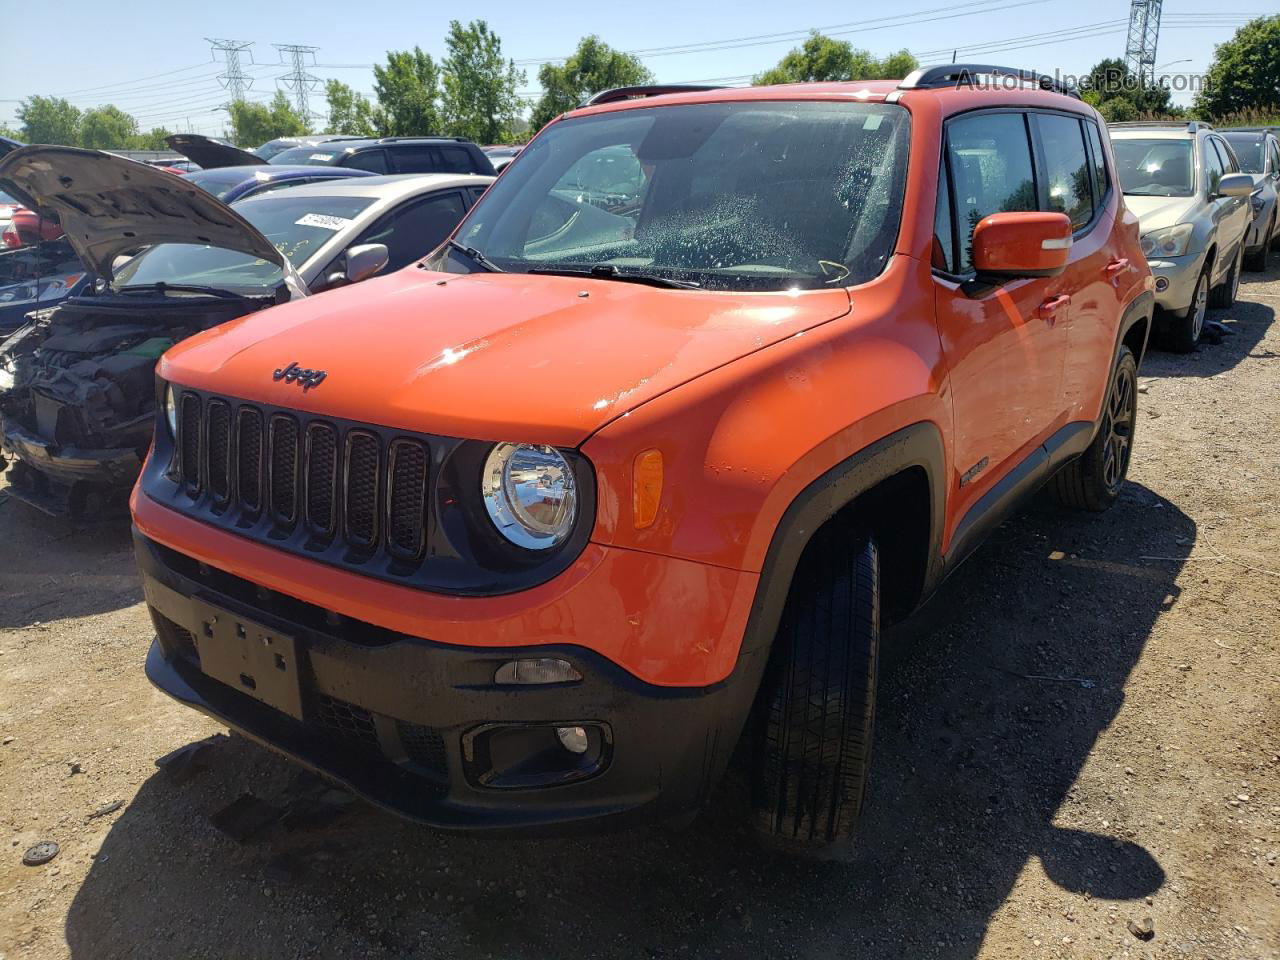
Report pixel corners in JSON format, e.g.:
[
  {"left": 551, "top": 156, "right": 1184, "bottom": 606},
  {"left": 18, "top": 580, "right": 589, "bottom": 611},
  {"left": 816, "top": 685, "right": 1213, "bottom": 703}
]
[{"left": 207, "top": 38, "right": 256, "bottom": 102}]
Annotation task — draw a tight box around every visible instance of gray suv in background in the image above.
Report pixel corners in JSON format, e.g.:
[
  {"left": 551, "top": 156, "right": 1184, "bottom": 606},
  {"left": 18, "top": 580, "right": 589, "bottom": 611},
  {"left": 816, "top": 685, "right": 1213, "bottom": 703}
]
[
  {"left": 1221, "top": 127, "right": 1280, "bottom": 272},
  {"left": 1110, "top": 121, "right": 1253, "bottom": 351}
]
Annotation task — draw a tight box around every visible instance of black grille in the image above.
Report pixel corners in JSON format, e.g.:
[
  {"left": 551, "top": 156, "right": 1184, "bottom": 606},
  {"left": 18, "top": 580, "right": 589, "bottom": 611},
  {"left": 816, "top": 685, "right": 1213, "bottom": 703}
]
[
  {"left": 397, "top": 721, "right": 447, "bottom": 776},
  {"left": 206, "top": 400, "right": 232, "bottom": 502},
  {"left": 269, "top": 415, "right": 301, "bottom": 524},
  {"left": 388, "top": 440, "right": 428, "bottom": 557},
  {"left": 180, "top": 393, "right": 202, "bottom": 493},
  {"left": 314, "top": 694, "right": 379, "bottom": 747},
  {"left": 305, "top": 423, "right": 339, "bottom": 535},
  {"left": 344, "top": 432, "right": 381, "bottom": 548},
  {"left": 237, "top": 408, "right": 264, "bottom": 512}
]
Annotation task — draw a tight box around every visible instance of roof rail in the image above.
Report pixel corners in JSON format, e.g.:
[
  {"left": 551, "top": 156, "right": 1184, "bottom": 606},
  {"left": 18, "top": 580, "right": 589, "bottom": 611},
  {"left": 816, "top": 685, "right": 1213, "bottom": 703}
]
[
  {"left": 375, "top": 136, "right": 475, "bottom": 143},
  {"left": 583, "top": 84, "right": 725, "bottom": 107},
  {"left": 1108, "top": 120, "right": 1208, "bottom": 132},
  {"left": 898, "top": 63, "right": 1080, "bottom": 100}
]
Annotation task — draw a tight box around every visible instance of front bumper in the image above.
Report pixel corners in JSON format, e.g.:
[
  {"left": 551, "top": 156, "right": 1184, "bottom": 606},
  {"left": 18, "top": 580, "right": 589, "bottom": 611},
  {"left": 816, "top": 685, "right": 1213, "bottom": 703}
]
[
  {"left": 136, "top": 529, "right": 763, "bottom": 833},
  {"left": 1146, "top": 251, "right": 1205, "bottom": 317},
  {"left": 2, "top": 419, "right": 141, "bottom": 514}
]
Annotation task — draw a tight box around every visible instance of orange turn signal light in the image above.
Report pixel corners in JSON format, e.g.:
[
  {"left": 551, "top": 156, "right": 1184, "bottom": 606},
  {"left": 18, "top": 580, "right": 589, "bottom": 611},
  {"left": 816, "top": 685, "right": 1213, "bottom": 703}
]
[{"left": 633, "top": 449, "right": 663, "bottom": 529}]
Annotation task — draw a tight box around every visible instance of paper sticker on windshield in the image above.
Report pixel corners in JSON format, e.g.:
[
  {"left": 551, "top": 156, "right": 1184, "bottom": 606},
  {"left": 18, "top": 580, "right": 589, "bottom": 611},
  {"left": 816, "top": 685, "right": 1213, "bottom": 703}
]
[
  {"left": 295, "top": 213, "right": 352, "bottom": 231},
  {"left": 309, "top": 153, "right": 334, "bottom": 161},
  {"left": 863, "top": 114, "right": 883, "bottom": 131}
]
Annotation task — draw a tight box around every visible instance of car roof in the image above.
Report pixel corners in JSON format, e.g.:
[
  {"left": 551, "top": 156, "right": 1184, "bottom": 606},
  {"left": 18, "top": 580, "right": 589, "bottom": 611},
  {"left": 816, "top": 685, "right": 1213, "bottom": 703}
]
[
  {"left": 233, "top": 172, "right": 493, "bottom": 203},
  {"left": 189, "top": 164, "right": 380, "bottom": 180},
  {"left": 309, "top": 137, "right": 479, "bottom": 151},
  {"left": 1108, "top": 127, "right": 1197, "bottom": 139}
]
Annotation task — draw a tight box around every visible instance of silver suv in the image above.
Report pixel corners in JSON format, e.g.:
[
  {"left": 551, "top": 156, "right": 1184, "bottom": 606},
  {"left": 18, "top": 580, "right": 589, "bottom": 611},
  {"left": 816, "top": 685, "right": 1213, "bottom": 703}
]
[
  {"left": 1109, "top": 121, "right": 1253, "bottom": 351},
  {"left": 1221, "top": 127, "right": 1280, "bottom": 272}
]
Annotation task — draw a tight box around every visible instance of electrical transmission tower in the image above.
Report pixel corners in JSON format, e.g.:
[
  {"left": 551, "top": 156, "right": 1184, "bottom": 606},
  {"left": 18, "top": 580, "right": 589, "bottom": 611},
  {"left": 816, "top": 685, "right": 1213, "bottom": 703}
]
[
  {"left": 275, "top": 44, "right": 322, "bottom": 120},
  {"left": 207, "top": 38, "right": 255, "bottom": 101},
  {"left": 1124, "top": 0, "right": 1163, "bottom": 85}
]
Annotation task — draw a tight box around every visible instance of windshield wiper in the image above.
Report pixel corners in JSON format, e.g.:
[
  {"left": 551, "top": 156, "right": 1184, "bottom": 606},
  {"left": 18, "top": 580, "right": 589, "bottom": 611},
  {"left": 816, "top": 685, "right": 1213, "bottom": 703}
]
[
  {"left": 526, "top": 264, "right": 700, "bottom": 289},
  {"left": 117, "top": 282, "right": 247, "bottom": 299},
  {"left": 446, "top": 239, "right": 503, "bottom": 273}
]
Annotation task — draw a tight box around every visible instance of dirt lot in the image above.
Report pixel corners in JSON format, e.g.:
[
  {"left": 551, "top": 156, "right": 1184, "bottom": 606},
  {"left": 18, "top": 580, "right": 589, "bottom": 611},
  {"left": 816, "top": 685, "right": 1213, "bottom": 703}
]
[{"left": 1, "top": 266, "right": 1278, "bottom": 960}]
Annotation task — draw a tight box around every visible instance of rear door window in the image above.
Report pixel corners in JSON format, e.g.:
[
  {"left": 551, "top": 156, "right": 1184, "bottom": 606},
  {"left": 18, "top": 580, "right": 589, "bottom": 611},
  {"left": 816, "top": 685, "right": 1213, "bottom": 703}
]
[
  {"left": 344, "top": 150, "right": 389, "bottom": 174},
  {"left": 1034, "top": 113, "right": 1093, "bottom": 231},
  {"left": 438, "top": 146, "right": 477, "bottom": 173},
  {"left": 944, "top": 111, "right": 1037, "bottom": 273},
  {"left": 1085, "top": 121, "right": 1111, "bottom": 211},
  {"left": 388, "top": 145, "right": 441, "bottom": 173}
]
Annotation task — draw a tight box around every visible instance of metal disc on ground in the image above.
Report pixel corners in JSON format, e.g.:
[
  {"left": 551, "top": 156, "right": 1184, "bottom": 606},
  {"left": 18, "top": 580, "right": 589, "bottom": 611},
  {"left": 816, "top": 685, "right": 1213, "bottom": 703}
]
[{"left": 23, "top": 841, "right": 59, "bottom": 866}]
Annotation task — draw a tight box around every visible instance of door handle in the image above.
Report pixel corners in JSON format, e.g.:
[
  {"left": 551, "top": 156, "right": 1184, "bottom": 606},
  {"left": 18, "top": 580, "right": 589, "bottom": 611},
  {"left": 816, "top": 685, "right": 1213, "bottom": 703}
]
[
  {"left": 1038, "top": 294, "right": 1071, "bottom": 322},
  {"left": 1105, "top": 258, "right": 1129, "bottom": 275}
]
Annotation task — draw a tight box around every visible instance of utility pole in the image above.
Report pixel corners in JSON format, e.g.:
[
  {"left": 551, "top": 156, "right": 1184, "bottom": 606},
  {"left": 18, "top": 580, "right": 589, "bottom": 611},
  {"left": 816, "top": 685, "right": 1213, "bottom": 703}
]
[
  {"left": 274, "top": 44, "right": 321, "bottom": 120},
  {"left": 1124, "top": 0, "right": 1163, "bottom": 85},
  {"left": 206, "top": 38, "right": 255, "bottom": 102}
]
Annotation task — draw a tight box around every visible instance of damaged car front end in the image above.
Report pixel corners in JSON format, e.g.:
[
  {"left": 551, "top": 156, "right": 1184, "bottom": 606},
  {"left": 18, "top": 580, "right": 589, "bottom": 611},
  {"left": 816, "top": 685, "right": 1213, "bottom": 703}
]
[{"left": 0, "top": 146, "right": 299, "bottom": 517}]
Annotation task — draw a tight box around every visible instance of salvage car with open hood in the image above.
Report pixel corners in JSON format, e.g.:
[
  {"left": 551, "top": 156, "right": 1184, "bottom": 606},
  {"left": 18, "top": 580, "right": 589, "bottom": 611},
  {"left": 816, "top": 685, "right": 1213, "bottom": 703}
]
[{"left": 0, "top": 145, "right": 298, "bottom": 516}]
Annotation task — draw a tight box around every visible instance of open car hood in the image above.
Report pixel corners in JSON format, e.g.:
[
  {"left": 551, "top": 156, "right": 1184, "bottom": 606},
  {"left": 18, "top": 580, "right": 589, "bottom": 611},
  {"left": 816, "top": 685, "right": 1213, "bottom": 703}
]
[
  {"left": 166, "top": 134, "right": 263, "bottom": 169},
  {"left": 0, "top": 145, "right": 285, "bottom": 281}
]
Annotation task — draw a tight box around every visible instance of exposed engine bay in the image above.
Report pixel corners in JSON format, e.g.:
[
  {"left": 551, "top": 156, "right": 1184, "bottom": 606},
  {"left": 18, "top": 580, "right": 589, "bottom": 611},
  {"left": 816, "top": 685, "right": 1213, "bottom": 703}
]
[{"left": 0, "top": 293, "right": 274, "bottom": 515}]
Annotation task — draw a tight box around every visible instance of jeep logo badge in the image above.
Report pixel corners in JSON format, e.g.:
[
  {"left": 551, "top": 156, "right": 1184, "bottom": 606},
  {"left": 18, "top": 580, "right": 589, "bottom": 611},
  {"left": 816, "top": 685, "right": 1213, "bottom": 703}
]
[{"left": 273, "top": 362, "right": 326, "bottom": 390}]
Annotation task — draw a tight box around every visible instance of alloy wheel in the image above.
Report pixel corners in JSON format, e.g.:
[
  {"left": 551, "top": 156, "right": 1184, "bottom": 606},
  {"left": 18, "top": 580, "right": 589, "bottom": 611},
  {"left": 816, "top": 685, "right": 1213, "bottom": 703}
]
[
  {"left": 1190, "top": 275, "right": 1208, "bottom": 342},
  {"left": 1101, "top": 362, "right": 1136, "bottom": 490}
]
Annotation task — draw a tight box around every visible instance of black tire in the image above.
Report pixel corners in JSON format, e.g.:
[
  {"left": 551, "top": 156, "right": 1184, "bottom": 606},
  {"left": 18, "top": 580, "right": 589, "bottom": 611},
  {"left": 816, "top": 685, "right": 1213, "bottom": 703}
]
[
  {"left": 1245, "top": 218, "right": 1273, "bottom": 272},
  {"left": 1208, "top": 245, "right": 1242, "bottom": 308},
  {"left": 750, "top": 529, "right": 878, "bottom": 851},
  {"left": 1160, "top": 265, "right": 1209, "bottom": 353},
  {"left": 1051, "top": 345, "right": 1138, "bottom": 512}
]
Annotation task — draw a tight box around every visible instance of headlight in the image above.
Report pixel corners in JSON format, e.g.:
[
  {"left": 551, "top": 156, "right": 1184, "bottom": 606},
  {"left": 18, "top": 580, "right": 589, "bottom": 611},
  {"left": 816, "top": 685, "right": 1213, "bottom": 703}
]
[
  {"left": 1140, "top": 222, "right": 1194, "bottom": 259},
  {"left": 481, "top": 442, "right": 577, "bottom": 550},
  {"left": 163, "top": 384, "right": 178, "bottom": 437}
]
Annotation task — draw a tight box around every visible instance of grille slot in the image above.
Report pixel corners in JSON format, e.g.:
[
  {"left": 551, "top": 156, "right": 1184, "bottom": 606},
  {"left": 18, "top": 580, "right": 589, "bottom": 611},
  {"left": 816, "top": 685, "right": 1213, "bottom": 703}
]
[
  {"left": 387, "top": 439, "right": 429, "bottom": 558},
  {"left": 269, "top": 414, "right": 301, "bottom": 525},
  {"left": 205, "top": 400, "right": 232, "bottom": 502},
  {"left": 314, "top": 694, "right": 379, "bottom": 747},
  {"left": 397, "top": 721, "right": 447, "bottom": 776},
  {"left": 344, "top": 432, "right": 381, "bottom": 548},
  {"left": 179, "top": 393, "right": 202, "bottom": 493},
  {"left": 236, "top": 408, "right": 264, "bottom": 512},
  {"left": 305, "top": 423, "right": 339, "bottom": 536}
]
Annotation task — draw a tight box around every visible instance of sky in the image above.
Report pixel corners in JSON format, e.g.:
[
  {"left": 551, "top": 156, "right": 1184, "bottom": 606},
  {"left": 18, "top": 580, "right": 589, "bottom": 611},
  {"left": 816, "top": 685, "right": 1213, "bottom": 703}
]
[{"left": 0, "top": 0, "right": 1269, "bottom": 137}]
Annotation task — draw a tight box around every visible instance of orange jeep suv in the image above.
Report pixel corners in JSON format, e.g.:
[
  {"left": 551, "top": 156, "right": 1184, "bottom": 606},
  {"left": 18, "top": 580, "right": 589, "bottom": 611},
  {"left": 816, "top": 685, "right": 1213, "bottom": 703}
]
[{"left": 133, "top": 66, "right": 1153, "bottom": 852}]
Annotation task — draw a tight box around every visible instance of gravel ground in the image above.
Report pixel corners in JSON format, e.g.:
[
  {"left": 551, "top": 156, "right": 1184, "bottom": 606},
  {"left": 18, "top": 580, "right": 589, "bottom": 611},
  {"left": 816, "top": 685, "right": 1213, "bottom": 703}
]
[{"left": 1, "top": 266, "right": 1278, "bottom": 960}]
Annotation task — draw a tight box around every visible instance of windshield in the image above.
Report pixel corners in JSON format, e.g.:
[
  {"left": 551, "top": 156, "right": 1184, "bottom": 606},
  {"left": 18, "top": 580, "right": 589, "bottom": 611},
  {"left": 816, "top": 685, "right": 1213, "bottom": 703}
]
[
  {"left": 270, "top": 147, "right": 344, "bottom": 166},
  {"left": 443, "top": 101, "right": 910, "bottom": 291},
  {"left": 1113, "top": 139, "right": 1195, "bottom": 197},
  {"left": 1222, "top": 136, "right": 1263, "bottom": 173},
  {"left": 256, "top": 140, "right": 299, "bottom": 161},
  {"left": 183, "top": 168, "right": 257, "bottom": 200},
  {"left": 111, "top": 194, "right": 375, "bottom": 293}
]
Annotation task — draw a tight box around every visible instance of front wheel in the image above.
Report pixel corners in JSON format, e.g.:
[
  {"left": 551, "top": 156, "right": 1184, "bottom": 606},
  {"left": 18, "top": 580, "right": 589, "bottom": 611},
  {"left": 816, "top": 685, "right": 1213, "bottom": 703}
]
[
  {"left": 1050, "top": 345, "right": 1138, "bottom": 512},
  {"left": 1162, "top": 266, "right": 1209, "bottom": 353},
  {"left": 750, "top": 529, "right": 879, "bottom": 853}
]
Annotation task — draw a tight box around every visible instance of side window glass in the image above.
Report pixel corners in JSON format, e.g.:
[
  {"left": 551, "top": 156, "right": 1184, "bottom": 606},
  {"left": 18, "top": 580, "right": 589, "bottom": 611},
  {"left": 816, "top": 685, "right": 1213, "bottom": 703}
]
[
  {"left": 1086, "top": 121, "right": 1110, "bottom": 207},
  {"left": 438, "top": 146, "right": 477, "bottom": 173},
  {"left": 1035, "top": 114, "right": 1093, "bottom": 231},
  {"left": 1212, "top": 138, "right": 1238, "bottom": 173},
  {"left": 933, "top": 162, "right": 954, "bottom": 272},
  {"left": 1203, "top": 139, "right": 1225, "bottom": 194},
  {"left": 468, "top": 185, "right": 488, "bottom": 205},
  {"left": 345, "top": 150, "right": 389, "bottom": 174},
  {"left": 357, "top": 191, "right": 469, "bottom": 273},
  {"left": 388, "top": 145, "right": 441, "bottom": 173},
  {"left": 1270, "top": 140, "right": 1280, "bottom": 176},
  {"left": 945, "top": 112, "right": 1037, "bottom": 274}
]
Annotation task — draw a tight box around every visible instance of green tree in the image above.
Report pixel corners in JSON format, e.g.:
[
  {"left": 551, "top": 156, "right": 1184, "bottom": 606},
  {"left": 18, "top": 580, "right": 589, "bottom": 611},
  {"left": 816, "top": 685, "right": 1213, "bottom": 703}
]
[
  {"left": 16, "top": 96, "right": 82, "bottom": 146},
  {"left": 80, "top": 104, "right": 140, "bottom": 150},
  {"left": 753, "top": 33, "right": 917, "bottom": 85},
  {"left": 373, "top": 47, "right": 441, "bottom": 136},
  {"left": 227, "top": 92, "right": 307, "bottom": 147},
  {"left": 0, "top": 123, "right": 21, "bottom": 141},
  {"left": 441, "top": 20, "right": 526, "bottom": 143},
  {"left": 133, "top": 127, "right": 174, "bottom": 150},
  {"left": 324, "top": 80, "right": 377, "bottom": 136},
  {"left": 1194, "top": 15, "right": 1280, "bottom": 119},
  {"left": 529, "top": 36, "right": 653, "bottom": 132},
  {"left": 1082, "top": 58, "right": 1176, "bottom": 119}
]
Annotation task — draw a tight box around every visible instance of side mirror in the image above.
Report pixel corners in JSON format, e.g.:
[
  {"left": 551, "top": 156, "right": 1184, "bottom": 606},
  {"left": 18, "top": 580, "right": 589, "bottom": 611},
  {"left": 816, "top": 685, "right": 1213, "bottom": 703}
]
[
  {"left": 1215, "top": 173, "right": 1254, "bottom": 198},
  {"left": 344, "top": 243, "right": 389, "bottom": 284},
  {"left": 971, "top": 211, "right": 1072, "bottom": 279}
]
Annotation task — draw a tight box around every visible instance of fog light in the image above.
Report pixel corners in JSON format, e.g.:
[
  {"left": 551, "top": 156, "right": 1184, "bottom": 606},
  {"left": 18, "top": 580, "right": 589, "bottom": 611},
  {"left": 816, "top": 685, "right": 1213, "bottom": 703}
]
[
  {"left": 494, "top": 658, "right": 582, "bottom": 685},
  {"left": 1154, "top": 276, "right": 1169, "bottom": 292},
  {"left": 556, "top": 725, "right": 589, "bottom": 754}
]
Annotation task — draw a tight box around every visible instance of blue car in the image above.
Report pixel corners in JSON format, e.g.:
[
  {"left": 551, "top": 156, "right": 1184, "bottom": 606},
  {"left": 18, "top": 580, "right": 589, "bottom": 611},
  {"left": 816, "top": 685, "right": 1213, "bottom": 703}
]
[{"left": 180, "top": 165, "right": 377, "bottom": 203}]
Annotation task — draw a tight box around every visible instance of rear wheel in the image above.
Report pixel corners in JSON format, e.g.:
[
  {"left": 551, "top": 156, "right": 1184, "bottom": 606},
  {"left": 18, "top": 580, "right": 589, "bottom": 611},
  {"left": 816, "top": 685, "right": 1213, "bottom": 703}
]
[
  {"left": 1209, "top": 245, "right": 1242, "bottom": 308},
  {"left": 750, "top": 529, "right": 878, "bottom": 853},
  {"left": 1245, "top": 217, "right": 1273, "bottom": 271},
  {"left": 1051, "top": 345, "right": 1137, "bottom": 512}
]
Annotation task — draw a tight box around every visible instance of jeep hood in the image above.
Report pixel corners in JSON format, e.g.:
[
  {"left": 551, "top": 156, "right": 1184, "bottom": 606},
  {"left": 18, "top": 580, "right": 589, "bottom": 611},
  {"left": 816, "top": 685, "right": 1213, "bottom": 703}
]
[
  {"left": 160, "top": 269, "right": 853, "bottom": 446},
  {"left": 0, "top": 145, "right": 284, "bottom": 281},
  {"left": 166, "top": 134, "right": 263, "bottom": 170},
  {"left": 1123, "top": 194, "right": 1197, "bottom": 233}
]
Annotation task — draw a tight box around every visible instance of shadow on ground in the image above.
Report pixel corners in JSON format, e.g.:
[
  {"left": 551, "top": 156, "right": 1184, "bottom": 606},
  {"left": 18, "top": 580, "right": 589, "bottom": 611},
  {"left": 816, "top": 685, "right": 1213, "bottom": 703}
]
[
  {"left": 0, "top": 482, "right": 137, "bottom": 628},
  {"left": 65, "top": 482, "right": 1189, "bottom": 960},
  {"left": 1142, "top": 270, "right": 1277, "bottom": 378}
]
